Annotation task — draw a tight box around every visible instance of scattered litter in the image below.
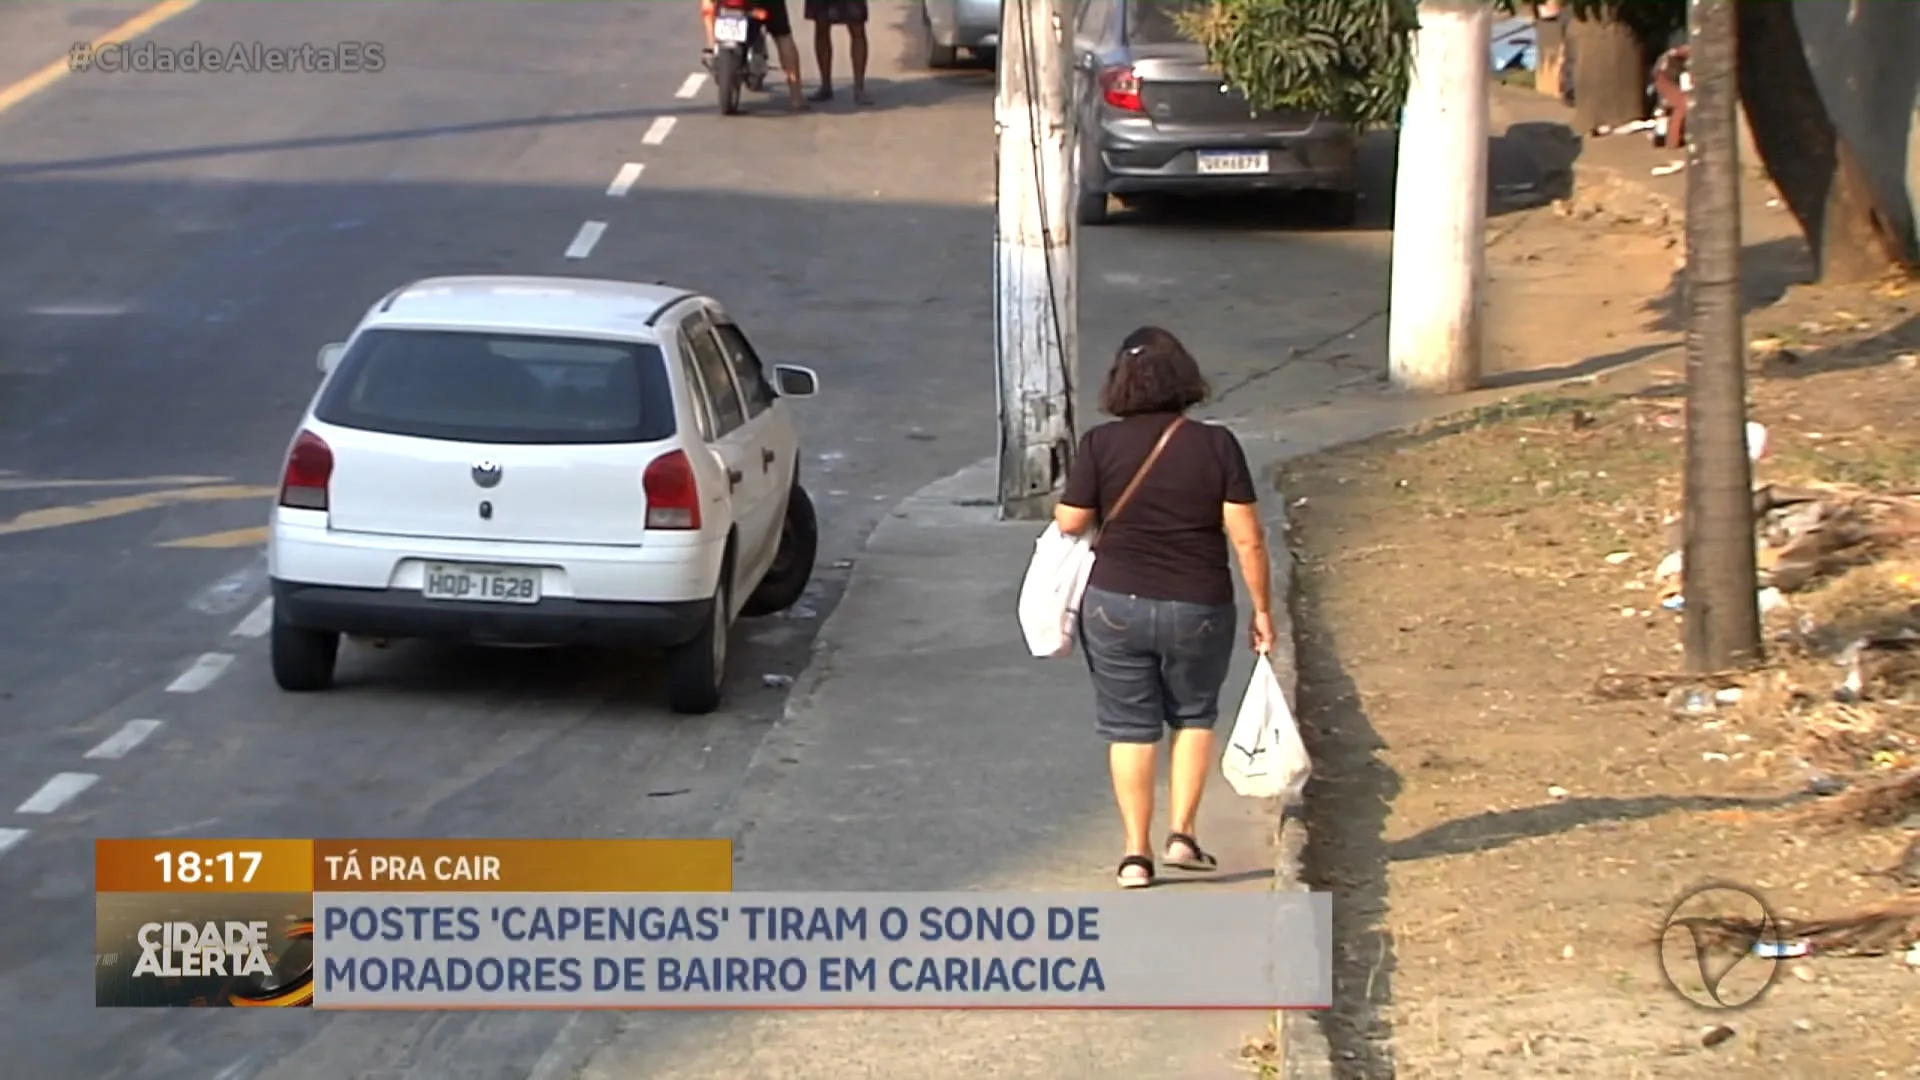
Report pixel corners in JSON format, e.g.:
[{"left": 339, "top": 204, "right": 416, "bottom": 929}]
[
  {"left": 761, "top": 673, "right": 795, "bottom": 688},
  {"left": 1661, "top": 594, "right": 1685, "bottom": 612},
  {"left": 1651, "top": 160, "right": 1686, "bottom": 177},
  {"left": 1547, "top": 785, "right": 1569, "bottom": 799},
  {"left": 1701, "top": 1024, "right": 1736, "bottom": 1048},
  {"left": 1713, "top": 687, "right": 1744, "bottom": 705},
  {"left": 1702, "top": 751, "right": 1731, "bottom": 762},
  {"left": 1667, "top": 686, "right": 1716, "bottom": 716},
  {"left": 1757, "top": 586, "right": 1787, "bottom": 614},
  {"left": 1559, "top": 943, "right": 1575, "bottom": 958},
  {"left": 831, "top": 558, "right": 855, "bottom": 569},
  {"left": 1604, "top": 551, "right": 1633, "bottom": 565},
  {"left": 1753, "top": 939, "right": 1811, "bottom": 959},
  {"left": 1906, "top": 943, "right": 1920, "bottom": 967},
  {"left": 1805, "top": 772, "right": 1847, "bottom": 797},
  {"left": 645, "top": 788, "right": 691, "bottom": 798},
  {"left": 1766, "top": 198, "right": 1782, "bottom": 208}
]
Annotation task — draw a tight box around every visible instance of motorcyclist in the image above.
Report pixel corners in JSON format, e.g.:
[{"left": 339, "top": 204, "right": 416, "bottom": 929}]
[{"left": 703, "top": 0, "right": 808, "bottom": 111}]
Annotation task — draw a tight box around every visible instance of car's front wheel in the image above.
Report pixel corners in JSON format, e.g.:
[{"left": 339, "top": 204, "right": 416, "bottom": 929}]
[
  {"left": 665, "top": 570, "right": 730, "bottom": 715},
  {"left": 742, "top": 484, "right": 818, "bottom": 617},
  {"left": 271, "top": 610, "right": 339, "bottom": 692}
]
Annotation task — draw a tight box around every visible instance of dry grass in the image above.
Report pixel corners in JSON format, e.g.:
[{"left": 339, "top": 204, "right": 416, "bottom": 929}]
[{"left": 1281, "top": 280, "right": 1920, "bottom": 1077}]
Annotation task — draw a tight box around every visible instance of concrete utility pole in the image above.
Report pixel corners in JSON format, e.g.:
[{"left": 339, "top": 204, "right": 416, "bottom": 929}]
[
  {"left": 1680, "top": 0, "right": 1762, "bottom": 671},
  {"left": 1387, "top": 0, "right": 1491, "bottom": 395},
  {"left": 993, "top": 0, "right": 1077, "bottom": 520}
]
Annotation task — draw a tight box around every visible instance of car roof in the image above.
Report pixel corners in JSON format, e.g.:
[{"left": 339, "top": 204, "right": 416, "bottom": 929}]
[{"left": 363, "top": 276, "right": 699, "bottom": 339}]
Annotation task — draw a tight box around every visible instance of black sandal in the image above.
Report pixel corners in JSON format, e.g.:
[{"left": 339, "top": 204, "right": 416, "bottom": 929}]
[
  {"left": 1116, "top": 855, "right": 1155, "bottom": 889},
  {"left": 1164, "top": 832, "right": 1218, "bottom": 872}
]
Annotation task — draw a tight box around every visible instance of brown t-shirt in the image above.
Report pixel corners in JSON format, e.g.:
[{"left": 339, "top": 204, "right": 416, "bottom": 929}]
[{"left": 1059, "top": 412, "right": 1258, "bottom": 606}]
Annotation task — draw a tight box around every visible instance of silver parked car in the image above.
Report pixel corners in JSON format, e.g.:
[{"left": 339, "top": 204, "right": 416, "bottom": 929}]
[
  {"left": 920, "top": 0, "right": 1001, "bottom": 67},
  {"left": 1069, "top": 0, "right": 1359, "bottom": 226}
]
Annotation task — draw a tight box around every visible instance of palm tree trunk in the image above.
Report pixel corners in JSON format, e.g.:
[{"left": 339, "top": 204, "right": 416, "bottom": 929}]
[
  {"left": 1569, "top": 9, "right": 1645, "bottom": 133},
  {"left": 1681, "top": 0, "right": 1760, "bottom": 672},
  {"left": 1735, "top": 0, "right": 1914, "bottom": 283}
]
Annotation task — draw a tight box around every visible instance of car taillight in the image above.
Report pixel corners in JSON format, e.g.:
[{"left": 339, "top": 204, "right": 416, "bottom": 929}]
[
  {"left": 643, "top": 449, "right": 702, "bottom": 530},
  {"left": 279, "top": 430, "right": 332, "bottom": 511},
  {"left": 1099, "top": 65, "right": 1143, "bottom": 113}
]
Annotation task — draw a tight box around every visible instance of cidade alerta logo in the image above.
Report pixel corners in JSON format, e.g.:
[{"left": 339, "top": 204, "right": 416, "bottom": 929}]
[{"left": 1657, "top": 882, "right": 1792, "bottom": 1010}]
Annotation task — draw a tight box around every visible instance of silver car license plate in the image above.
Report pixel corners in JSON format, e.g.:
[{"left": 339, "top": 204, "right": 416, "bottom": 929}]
[
  {"left": 422, "top": 563, "right": 541, "bottom": 604},
  {"left": 1197, "top": 151, "right": 1270, "bottom": 175}
]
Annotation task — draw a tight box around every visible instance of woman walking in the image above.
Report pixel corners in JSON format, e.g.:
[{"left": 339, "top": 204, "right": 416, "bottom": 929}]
[{"left": 1054, "top": 327, "right": 1276, "bottom": 889}]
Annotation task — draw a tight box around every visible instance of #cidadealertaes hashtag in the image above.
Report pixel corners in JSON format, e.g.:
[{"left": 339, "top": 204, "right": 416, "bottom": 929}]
[{"left": 69, "top": 40, "right": 385, "bottom": 75}]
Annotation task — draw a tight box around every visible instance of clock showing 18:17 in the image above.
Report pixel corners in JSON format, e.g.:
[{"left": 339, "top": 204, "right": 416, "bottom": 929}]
[
  {"left": 153, "top": 849, "right": 263, "bottom": 886},
  {"left": 94, "top": 839, "right": 315, "bottom": 894}
]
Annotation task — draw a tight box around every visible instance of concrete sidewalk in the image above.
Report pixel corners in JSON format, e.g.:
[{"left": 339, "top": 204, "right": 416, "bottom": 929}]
[{"left": 557, "top": 370, "right": 1629, "bottom": 1080}]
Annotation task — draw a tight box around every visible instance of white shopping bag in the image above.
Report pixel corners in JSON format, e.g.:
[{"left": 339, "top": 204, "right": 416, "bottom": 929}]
[
  {"left": 1016, "top": 524, "right": 1096, "bottom": 658},
  {"left": 1221, "top": 654, "right": 1312, "bottom": 801}
]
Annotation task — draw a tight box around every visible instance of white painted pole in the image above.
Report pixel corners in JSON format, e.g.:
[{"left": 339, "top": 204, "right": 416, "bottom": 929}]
[
  {"left": 993, "top": 0, "right": 1078, "bottom": 520},
  {"left": 1387, "top": 0, "right": 1492, "bottom": 394}
]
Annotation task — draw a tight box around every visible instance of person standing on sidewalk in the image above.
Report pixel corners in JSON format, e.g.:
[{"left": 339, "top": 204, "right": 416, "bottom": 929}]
[
  {"left": 805, "top": 0, "right": 871, "bottom": 104},
  {"left": 1054, "top": 326, "right": 1277, "bottom": 889}
]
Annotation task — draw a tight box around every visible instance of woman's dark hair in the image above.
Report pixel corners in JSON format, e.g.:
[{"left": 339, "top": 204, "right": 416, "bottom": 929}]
[{"left": 1098, "top": 326, "right": 1210, "bottom": 417}]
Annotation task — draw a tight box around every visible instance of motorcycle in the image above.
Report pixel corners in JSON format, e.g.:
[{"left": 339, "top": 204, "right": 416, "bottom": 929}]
[{"left": 711, "top": 0, "right": 770, "bottom": 116}]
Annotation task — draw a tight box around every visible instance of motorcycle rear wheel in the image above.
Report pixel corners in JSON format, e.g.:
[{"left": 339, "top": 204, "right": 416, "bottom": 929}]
[{"left": 714, "top": 48, "right": 743, "bottom": 115}]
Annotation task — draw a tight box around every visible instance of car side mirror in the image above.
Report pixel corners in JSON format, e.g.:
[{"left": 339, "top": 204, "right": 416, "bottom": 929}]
[
  {"left": 772, "top": 364, "right": 819, "bottom": 398},
  {"left": 317, "top": 342, "right": 346, "bottom": 375}
]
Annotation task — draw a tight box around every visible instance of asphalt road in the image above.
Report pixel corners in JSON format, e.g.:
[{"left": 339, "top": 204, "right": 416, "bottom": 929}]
[{"left": 0, "top": 2, "right": 1415, "bottom": 1076}]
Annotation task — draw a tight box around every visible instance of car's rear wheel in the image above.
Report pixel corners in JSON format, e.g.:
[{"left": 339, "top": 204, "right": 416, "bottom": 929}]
[
  {"left": 271, "top": 610, "right": 339, "bottom": 692},
  {"left": 666, "top": 566, "right": 730, "bottom": 715},
  {"left": 922, "top": 4, "right": 960, "bottom": 67},
  {"left": 742, "top": 484, "right": 819, "bottom": 617},
  {"left": 1316, "top": 190, "right": 1359, "bottom": 228},
  {"left": 1074, "top": 136, "right": 1112, "bottom": 226}
]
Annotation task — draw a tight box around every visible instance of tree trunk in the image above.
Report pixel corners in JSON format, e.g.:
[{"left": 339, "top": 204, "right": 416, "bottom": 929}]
[
  {"left": 1735, "top": 0, "right": 1914, "bottom": 283},
  {"left": 1569, "top": 10, "right": 1645, "bottom": 133},
  {"left": 1681, "top": 0, "right": 1761, "bottom": 673},
  {"left": 1534, "top": 15, "right": 1566, "bottom": 98}
]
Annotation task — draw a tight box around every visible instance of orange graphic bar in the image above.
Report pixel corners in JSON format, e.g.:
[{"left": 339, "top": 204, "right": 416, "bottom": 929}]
[
  {"left": 96, "top": 839, "right": 314, "bottom": 893},
  {"left": 311, "top": 839, "right": 731, "bottom": 892}
]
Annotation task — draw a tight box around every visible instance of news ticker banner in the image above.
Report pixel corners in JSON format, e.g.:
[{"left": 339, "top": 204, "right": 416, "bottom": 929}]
[{"left": 96, "top": 839, "right": 1332, "bottom": 1010}]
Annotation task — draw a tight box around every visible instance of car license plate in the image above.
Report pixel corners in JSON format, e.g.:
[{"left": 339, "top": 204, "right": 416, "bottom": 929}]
[
  {"left": 422, "top": 564, "right": 541, "bottom": 604},
  {"left": 1197, "top": 150, "right": 1270, "bottom": 175},
  {"left": 715, "top": 12, "right": 749, "bottom": 43}
]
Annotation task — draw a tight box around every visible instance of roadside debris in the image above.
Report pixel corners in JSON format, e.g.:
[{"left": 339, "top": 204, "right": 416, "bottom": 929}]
[
  {"left": 1679, "top": 896, "right": 1920, "bottom": 959},
  {"left": 761, "top": 673, "right": 796, "bottom": 689}
]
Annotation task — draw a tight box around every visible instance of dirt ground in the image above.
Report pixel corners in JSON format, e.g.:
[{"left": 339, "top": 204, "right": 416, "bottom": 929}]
[{"left": 1282, "top": 271, "right": 1920, "bottom": 1077}]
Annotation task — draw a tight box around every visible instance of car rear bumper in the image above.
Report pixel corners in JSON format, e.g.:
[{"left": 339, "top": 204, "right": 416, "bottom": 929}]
[
  {"left": 944, "top": 0, "right": 1000, "bottom": 47},
  {"left": 1094, "top": 120, "right": 1357, "bottom": 195},
  {"left": 272, "top": 579, "right": 714, "bottom": 647}
]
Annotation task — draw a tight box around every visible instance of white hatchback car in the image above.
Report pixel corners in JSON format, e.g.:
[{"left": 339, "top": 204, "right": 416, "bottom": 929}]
[{"left": 267, "top": 275, "right": 821, "bottom": 715}]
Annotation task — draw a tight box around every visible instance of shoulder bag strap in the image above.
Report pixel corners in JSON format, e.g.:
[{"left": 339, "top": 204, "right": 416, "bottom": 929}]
[{"left": 1092, "top": 416, "right": 1185, "bottom": 548}]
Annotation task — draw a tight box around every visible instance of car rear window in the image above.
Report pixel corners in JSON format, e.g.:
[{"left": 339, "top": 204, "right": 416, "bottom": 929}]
[
  {"left": 315, "top": 329, "right": 677, "bottom": 445},
  {"left": 1126, "top": 0, "right": 1206, "bottom": 45}
]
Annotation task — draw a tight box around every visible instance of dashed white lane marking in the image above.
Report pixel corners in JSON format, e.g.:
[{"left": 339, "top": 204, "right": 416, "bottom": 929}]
[
  {"left": 606, "top": 162, "right": 645, "bottom": 197},
  {"left": 167, "top": 652, "right": 234, "bottom": 693},
  {"left": 641, "top": 116, "right": 677, "bottom": 145},
  {"left": 674, "top": 72, "right": 707, "bottom": 99},
  {"left": 564, "top": 221, "right": 608, "bottom": 260},
  {"left": 84, "top": 719, "right": 164, "bottom": 760},
  {"left": 232, "top": 598, "right": 273, "bottom": 638},
  {"left": 17, "top": 772, "right": 99, "bottom": 815},
  {"left": 0, "top": 828, "right": 26, "bottom": 857}
]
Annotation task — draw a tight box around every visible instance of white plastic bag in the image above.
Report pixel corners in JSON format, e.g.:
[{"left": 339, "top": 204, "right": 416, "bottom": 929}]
[
  {"left": 1016, "top": 523, "right": 1096, "bottom": 659},
  {"left": 1222, "top": 654, "right": 1312, "bottom": 801}
]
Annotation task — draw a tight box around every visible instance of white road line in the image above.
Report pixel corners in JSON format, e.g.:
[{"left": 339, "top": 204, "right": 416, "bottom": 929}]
[
  {"left": 564, "top": 221, "right": 608, "bottom": 260},
  {"left": 641, "top": 116, "right": 677, "bottom": 145},
  {"left": 0, "top": 828, "right": 27, "bottom": 858},
  {"left": 84, "top": 719, "right": 164, "bottom": 760},
  {"left": 167, "top": 652, "right": 234, "bottom": 693},
  {"left": 606, "top": 162, "right": 645, "bottom": 197},
  {"left": 17, "top": 772, "right": 99, "bottom": 815},
  {"left": 674, "top": 72, "right": 706, "bottom": 99},
  {"left": 232, "top": 598, "right": 273, "bottom": 638}
]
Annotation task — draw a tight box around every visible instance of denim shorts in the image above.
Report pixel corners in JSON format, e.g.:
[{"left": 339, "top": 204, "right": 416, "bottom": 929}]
[{"left": 1079, "top": 585, "right": 1238, "bottom": 745}]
